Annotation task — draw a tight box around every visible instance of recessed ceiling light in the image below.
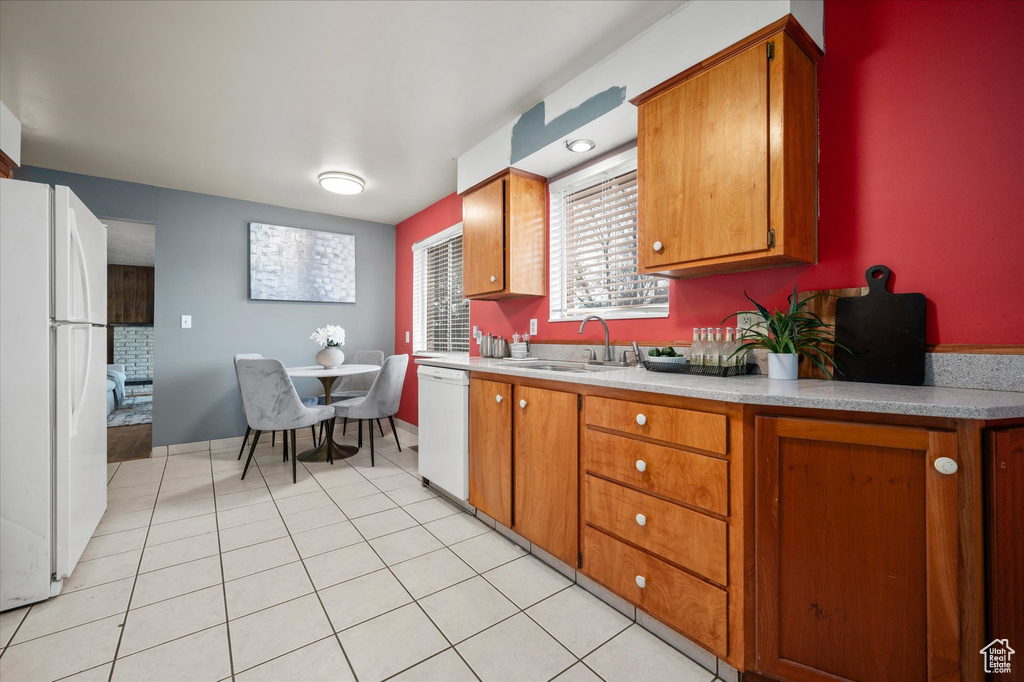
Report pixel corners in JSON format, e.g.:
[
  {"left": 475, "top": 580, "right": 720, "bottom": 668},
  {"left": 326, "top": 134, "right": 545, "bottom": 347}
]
[
  {"left": 565, "top": 139, "right": 596, "bottom": 153},
  {"left": 318, "top": 171, "right": 365, "bottom": 195}
]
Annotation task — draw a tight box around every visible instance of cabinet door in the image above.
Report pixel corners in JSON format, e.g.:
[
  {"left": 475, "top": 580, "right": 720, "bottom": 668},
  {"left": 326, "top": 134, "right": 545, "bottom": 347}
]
[
  {"left": 985, "top": 427, "right": 1024, "bottom": 661},
  {"left": 468, "top": 378, "right": 512, "bottom": 526},
  {"left": 641, "top": 43, "right": 768, "bottom": 268},
  {"left": 462, "top": 178, "right": 505, "bottom": 297},
  {"left": 755, "top": 417, "right": 959, "bottom": 682},
  {"left": 513, "top": 385, "right": 578, "bottom": 565}
]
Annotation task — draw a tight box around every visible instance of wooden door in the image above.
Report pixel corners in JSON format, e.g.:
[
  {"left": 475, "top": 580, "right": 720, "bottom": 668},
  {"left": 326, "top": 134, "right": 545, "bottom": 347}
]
[
  {"left": 468, "top": 378, "right": 512, "bottom": 526},
  {"left": 641, "top": 42, "right": 768, "bottom": 269},
  {"left": 755, "top": 417, "right": 959, "bottom": 682},
  {"left": 985, "top": 427, "right": 1024, "bottom": 662},
  {"left": 462, "top": 177, "right": 505, "bottom": 297},
  {"left": 513, "top": 385, "right": 578, "bottom": 565}
]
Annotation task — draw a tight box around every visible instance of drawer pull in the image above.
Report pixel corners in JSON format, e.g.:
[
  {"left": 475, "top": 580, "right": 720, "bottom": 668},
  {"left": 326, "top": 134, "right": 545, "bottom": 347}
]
[
  {"left": 490, "top": 275, "right": 497, "bottom": 282},
  {"left": 636, "top": 513, "right": 647, "bottom": 527},
  {"left": 934, "top": 457, "right": 958, "bottom": 475},
  {"left": 635, "top": 459, "right": 647, "bottom": 472},
  {"left": 652, "top": 241, "right": 663, "bottom": 252},
  {"left": 495, "top": 395, "right": 503, "bottom": 403},
  {"left": 636, "top": 575, "right": 647, "bottom": 589},
  {"left": 519, "top": 399, "right": 527, "bottom": 408},
  {"left": 636, "top": 413, "right": 647, "bottom": 426}
]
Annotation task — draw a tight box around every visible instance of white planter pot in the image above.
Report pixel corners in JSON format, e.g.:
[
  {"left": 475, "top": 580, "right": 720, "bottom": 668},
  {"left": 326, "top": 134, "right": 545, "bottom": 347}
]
[
  {"left": 316, "top": 346, "right": 345, "bottom": 369},
  {"left": 768, "top": 353, "right": 799, "bottom": 380}
]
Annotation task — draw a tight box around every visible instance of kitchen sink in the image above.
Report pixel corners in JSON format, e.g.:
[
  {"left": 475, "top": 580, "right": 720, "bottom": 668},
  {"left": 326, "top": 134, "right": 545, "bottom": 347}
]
[{"left": 527, "top": 363, "right": 620, "bottom": 374}]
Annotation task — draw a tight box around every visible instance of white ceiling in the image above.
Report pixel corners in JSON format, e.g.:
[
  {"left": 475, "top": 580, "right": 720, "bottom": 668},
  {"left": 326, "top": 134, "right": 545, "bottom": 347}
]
[
  {"left": 105, "top": 218, "right": 155, "bottom": 267},
  {"left": 0, "top": 0, "right": 684, "bottom": 225}
]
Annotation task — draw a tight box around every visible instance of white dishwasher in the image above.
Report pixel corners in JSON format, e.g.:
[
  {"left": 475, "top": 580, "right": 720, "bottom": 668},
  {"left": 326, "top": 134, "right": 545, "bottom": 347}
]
[{"left": 417, "top": 365, "right": 470, "bottom": 500}]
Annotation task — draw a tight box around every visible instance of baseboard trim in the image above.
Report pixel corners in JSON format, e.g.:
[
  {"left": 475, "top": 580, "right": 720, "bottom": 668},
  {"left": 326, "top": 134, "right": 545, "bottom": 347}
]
[{"left": 394, "top": 418, "right": 418, "bottom": 435}]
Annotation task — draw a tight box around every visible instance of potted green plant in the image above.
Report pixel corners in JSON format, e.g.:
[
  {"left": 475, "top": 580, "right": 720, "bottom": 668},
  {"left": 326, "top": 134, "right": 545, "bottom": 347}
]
[{"left": 724, "top": 284, "right": 846, "bottom": 380}]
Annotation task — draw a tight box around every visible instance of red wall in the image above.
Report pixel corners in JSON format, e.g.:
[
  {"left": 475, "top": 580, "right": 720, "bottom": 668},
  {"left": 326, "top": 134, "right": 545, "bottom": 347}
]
[
  {"left": 395, "top": 0, "right": 1024, "bottom": 424},
  {"left": 394, "top": 192, "right": 464, "bottom": 425}
]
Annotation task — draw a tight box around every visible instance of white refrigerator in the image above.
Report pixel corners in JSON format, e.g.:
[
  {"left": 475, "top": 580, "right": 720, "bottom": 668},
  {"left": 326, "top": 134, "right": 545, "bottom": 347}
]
[{"left": 0, "top": 178, "right": 108, "bottom": 611}]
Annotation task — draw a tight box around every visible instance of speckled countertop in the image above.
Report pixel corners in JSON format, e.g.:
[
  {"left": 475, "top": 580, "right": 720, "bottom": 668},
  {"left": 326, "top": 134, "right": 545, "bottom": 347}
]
[{"left": 415, "top": 356, "right": 1024, "bottom": 420}]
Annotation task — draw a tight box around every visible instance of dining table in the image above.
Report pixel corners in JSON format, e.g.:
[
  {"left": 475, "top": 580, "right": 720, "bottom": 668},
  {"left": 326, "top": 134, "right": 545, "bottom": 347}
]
[{"left": 285, "top": 364, "right": 380, "bottom": 462}]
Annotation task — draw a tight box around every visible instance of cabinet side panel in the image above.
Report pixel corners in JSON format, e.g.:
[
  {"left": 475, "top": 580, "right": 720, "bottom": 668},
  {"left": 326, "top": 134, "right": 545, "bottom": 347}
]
[
  {"left": 506, "top": 174, "right": 546, "bottom": 297},
  {"left": 462, "top": 179, "right": 506, "bottom": 296}
]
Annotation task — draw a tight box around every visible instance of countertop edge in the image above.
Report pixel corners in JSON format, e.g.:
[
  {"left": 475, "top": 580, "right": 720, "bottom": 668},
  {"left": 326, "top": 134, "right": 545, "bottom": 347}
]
[{"left": 414, "top": 358, "right": 1024, "bottom": 421}]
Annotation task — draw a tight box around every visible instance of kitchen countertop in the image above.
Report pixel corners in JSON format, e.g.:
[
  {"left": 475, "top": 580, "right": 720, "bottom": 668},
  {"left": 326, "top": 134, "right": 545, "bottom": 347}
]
[{"left": 415, "top": 356, "right": 1024, "bottom": 420}]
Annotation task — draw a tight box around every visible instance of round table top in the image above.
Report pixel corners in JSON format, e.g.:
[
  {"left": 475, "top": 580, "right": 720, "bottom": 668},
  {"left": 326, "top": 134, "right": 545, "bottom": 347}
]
[{"left": 286, "top": 364, "right": 380, "bottom": 378}]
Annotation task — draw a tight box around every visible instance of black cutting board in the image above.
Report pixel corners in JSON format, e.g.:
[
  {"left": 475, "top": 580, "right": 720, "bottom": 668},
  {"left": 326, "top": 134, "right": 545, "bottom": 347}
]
[{"left": 834, "top": 265, "right": 926, "bottom": 386}]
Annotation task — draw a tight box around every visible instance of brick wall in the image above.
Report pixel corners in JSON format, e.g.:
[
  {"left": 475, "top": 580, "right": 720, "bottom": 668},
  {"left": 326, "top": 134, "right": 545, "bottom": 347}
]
[{"left": 112, "top": 325, "right": 154, "bottom": 380}]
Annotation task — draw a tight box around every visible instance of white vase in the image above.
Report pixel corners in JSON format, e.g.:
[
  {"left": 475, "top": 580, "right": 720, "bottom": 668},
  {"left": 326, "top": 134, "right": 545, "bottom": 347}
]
[
  {"left": 768, "top": 352, "right": 799, "bottom": 380},
  {"left": 316, "top": 346, "right": 345, "bottom": 369}
]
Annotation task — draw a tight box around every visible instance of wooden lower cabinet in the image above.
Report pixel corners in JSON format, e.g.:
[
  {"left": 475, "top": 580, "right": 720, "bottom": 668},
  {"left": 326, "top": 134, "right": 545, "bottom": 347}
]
[
  {"left": 584, "top": 526, "right": 728, "bottom": 656},
  {"left": 985, "top": 426, "right": 1024, "bottom": 667},
  {"left": 754, "top": 416, "right": 960, "bottom": 682},
  {"left": 513, "top": 385, "right": 579, "bottom": 566},
  {"left": 466, "top": 373, "right": 989, "bottom": 680},
  {"left": 468, "top": 378, "right": 512, "bottom": 526}
]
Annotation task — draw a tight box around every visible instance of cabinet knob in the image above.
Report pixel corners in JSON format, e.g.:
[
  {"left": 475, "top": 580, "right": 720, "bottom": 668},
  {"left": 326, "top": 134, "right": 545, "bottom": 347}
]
[
  {"left": 495, "top": 395, "right": 503, "bottom": 403},
  {"left": 519, "top": 399, "right": 527, "bottom": 408},
  {"left": 635, "top": 575, "right": 646, "bottom": 589},
  {"left": 636, "top": 513, "right": 647, "bottom": 527},
  {"left": 652, "top": 241, "right": 663, "bottom": 252},
  {"left": 934, "top": 457, "right": 958, "bottom": 475},
  {"left": 490, "top": 275, "right": 497, "bottom": 282},
  {"left": 635, "top": 459, "right": 647, "bottom": 472},
  {"left": 636, "top": 413, "right": 647, "bottom": 426}
]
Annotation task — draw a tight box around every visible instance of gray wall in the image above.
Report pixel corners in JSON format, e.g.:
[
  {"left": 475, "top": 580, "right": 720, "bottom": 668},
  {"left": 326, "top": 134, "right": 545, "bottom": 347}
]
[{"left": 18, "top": 166, "right": 396, "bottom": 447}]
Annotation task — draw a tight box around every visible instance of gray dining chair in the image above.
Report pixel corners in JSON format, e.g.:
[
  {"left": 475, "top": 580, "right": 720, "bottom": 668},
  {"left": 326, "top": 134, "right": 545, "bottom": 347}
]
[
  {"left": 317, "top": 349, "right": 385, "bottom": 441},
  {"left": 234, "top": 353, "right": 321, "bottom": 461},
  {"left": 332, "top": 354, "right": 408, "bottom": 466},
  {"left": 235, "top": 357, "right": 336, "bottom": 482}
]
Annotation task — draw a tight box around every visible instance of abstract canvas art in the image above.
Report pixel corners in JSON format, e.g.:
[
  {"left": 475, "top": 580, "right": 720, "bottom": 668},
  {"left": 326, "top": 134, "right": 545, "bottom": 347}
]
[{"left": 249, "top": 223, "right": 356, "bottom": 302}]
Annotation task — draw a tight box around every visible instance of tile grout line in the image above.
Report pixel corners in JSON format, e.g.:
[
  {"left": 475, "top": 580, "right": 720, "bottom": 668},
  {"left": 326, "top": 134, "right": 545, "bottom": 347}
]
[
  {"left": 246, "top": 433, "right": 360, "bottom": 682},
  {"left": 206, "top": 446, "right": 238, "bottom": 681},
  {"left": 293, "top": 436, "right": 485, "bottom": 682},
  {"left": 105, "top": 452, "right": 170, "bottom": 682}
]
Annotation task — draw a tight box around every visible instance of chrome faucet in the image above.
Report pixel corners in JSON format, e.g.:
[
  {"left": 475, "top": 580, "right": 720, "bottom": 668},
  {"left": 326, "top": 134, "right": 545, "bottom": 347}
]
[{"left": 578, "top": 315, "right": 613, "bottom": 362}]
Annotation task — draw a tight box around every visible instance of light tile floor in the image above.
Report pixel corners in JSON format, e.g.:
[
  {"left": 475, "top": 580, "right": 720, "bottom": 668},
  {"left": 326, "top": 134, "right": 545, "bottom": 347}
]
[{"left": 0, "top": 427, "right": 718, "bottom": 682}]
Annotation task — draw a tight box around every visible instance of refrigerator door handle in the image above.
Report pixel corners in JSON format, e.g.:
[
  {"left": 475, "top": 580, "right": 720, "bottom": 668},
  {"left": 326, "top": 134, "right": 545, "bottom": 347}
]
[
  {"left": 70, "top": 325, "right": 92, "bottom": 439},
  {"left": 69, "top": 215, "right": 93, "bottom": 329}
]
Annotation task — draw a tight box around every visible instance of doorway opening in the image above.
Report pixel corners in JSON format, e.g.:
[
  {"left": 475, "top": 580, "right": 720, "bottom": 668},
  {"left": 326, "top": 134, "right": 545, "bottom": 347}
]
[{"left": 104, "top": 218, "right": 155, "bottom": 462}]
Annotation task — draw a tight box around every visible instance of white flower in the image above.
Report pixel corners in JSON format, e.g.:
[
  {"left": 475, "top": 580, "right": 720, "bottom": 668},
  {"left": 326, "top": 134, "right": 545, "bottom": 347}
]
[{"left": 311, "top": 325, "right": 346, "bottom": 348}]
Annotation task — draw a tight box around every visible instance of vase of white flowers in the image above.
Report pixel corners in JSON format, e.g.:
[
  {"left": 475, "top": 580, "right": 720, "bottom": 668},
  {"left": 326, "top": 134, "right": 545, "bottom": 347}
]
[{"left": 311, "top": 325, "right": 346, "bottom": 368}]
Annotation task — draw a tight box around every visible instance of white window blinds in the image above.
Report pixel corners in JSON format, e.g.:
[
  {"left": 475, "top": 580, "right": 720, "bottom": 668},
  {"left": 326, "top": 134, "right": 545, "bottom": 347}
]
[
  {"left": 412, "top": 224, "right": 470, "bottom": 354},
  {"left": 549, "top": 149, "right": 669, "bottom": 321}
]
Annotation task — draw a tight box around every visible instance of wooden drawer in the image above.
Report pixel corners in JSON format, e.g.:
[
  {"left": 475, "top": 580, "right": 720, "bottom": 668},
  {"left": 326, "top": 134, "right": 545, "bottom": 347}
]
[
  {"left": 585, "top": 396, "right": 728, "bottom": 455},
  {"left": 584, "top": 429, "right": 728, "bottom": 516},
  {"left": 583, "top": 526, "right": 727, "bottom": 657},
  {"left": 585, "top": 475, "right": 727, "bottom": 585}
]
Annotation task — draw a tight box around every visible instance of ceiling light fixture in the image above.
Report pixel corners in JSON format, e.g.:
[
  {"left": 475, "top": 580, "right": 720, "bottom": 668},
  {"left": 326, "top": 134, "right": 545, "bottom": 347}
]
[
  {"left": 318, "top": 171, "right": 365, "bottom": 195},
  {"left": 565, "top": 139, "right": 596, "bottom": 153}
]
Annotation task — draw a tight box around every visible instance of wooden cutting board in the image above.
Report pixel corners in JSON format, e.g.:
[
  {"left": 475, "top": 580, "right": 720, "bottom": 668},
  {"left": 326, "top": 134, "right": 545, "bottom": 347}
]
[
  {"left": 834, "top": 265, "right": 927, "bottom": 386},
  {"left": 796, "top": 286, "right": 868, "bottom": 379}
]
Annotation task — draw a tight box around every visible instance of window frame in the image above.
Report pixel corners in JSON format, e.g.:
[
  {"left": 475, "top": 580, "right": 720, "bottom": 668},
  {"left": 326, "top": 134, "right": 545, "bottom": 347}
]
[
  {"left": 548, "top": 147, "right": 669, "bottom": 323},
  {"left": 411, "top": 222, "right": 470, "bottom": 357}
]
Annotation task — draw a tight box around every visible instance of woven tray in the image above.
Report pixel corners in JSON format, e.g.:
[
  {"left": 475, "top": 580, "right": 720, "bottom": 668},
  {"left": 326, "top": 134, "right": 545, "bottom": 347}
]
[{"left": 641, "top": 360, "right": 759, "bottom": 377}]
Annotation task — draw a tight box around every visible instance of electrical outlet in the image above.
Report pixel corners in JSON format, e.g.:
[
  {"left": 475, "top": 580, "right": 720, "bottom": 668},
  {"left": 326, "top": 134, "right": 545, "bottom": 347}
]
[
  {"left": 529, "top": 318, "right": 538, "bottom": 335},
  {"left": 180, "top": 315, "right": 192, "bottom": 329},
  {"left": 736, "top": 312, "right": 764, "bottom": 337},
  {"left": 405, "top": 331, "right": 410, "bottom": 343}
]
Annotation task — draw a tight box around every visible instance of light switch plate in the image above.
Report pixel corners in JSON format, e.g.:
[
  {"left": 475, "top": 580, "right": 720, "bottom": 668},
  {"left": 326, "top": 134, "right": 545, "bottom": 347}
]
[
  {"left": 181, "top": 315, "right": 192, "bottom": 329},
  {"left": 529, "top": 318, "right": 538, "bottom": 335},
  {"left": 405, "top": 331, "right": 410, "bottom": 343}
]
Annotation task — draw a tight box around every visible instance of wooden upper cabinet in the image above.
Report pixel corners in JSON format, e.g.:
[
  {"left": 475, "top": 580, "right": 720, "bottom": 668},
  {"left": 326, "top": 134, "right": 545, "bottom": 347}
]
[
  {"left": 468, "top": 378, "right": 513, "bottom": 526},
  {"left": 633, "top": 16, "right": 821, "bottom": 278},
  {"left": 107, "top": 264, "right": 155, "bottom": 324},
  {"left": 513, "top": 385, "right": 579, "bottom": 566},
  {"left": 461, "top": 169, "right": 546, "bottom": 299},
  {"left": 755, "top": 416, "right": 961, "bottom": 682}
]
